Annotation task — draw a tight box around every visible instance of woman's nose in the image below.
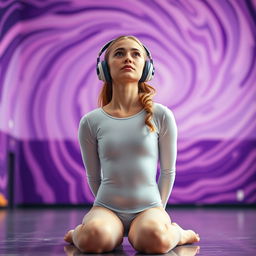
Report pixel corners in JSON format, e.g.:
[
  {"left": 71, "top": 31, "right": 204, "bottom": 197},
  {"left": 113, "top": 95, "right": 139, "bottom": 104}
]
[
  {"left": 124, "top": 58, "right": 132, "bottom": 63},
  {"left": 124, "top": 53, "right": 133, "bottom": 62}
]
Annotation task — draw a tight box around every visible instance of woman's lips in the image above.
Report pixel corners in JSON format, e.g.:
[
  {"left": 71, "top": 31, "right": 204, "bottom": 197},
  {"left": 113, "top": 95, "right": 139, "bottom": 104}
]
[{"left": 121, "top": 65, "right": 134, "bottom": 70}]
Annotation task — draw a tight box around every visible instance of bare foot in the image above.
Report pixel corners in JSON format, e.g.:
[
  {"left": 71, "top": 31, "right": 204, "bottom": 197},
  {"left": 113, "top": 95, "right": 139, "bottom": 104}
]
[
  {"left": 64, "top": 229, "right": 74, "bottom": 244},
  {"left": 171, "top": 222, "right": 200, "bottom": 245}
]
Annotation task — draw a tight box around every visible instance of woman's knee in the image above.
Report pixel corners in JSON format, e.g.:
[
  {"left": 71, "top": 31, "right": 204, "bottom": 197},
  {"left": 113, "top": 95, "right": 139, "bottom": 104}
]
[
  {"left": 133, "top": 221, "right": 170, "bottom": 253},
  {"left": 73, "top": 221, "right": 116, "bottom": 253}
]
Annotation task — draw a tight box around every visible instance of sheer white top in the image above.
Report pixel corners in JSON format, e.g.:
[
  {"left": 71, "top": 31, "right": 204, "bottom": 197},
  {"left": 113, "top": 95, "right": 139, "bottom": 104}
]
[{"left": 78, "top": 102, "right": 177, "bottom": 213}]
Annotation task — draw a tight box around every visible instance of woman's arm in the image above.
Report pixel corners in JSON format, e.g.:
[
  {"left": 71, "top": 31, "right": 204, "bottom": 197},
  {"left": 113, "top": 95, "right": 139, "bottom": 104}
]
[
  {"left": 157, "top": 107, "right": 178, "bottom": 209},
  {"left": 78, "top": 116, "right": 102, "bottom": 197}
]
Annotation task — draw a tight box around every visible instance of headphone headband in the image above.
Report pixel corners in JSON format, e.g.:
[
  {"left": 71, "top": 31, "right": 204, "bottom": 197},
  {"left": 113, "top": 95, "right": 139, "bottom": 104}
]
[{"left": 97, "top": 39, "right": 153, "bottom": 63}]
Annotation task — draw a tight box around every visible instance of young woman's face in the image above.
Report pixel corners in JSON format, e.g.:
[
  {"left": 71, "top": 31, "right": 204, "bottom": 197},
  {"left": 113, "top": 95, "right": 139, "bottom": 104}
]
[{"left": 107, "top": 38, "right": 146, "bottom": 84}]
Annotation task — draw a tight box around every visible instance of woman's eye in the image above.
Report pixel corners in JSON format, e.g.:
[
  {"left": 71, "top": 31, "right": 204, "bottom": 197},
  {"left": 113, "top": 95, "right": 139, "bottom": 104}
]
[
  {"left": 114, "top": 51, "right": 141, "bottom": 57},
  {"left": 115, "top": 51, "right": 123, "bottom": 56}
]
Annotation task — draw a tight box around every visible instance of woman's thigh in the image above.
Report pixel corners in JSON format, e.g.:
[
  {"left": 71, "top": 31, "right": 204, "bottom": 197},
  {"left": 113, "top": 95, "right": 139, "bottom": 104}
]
[{"left": 81, "top": 205, "right": 124, "bottom": 243}]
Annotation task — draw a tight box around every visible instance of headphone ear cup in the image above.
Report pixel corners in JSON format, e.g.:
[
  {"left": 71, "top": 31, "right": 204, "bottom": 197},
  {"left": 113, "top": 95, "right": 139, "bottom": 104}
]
[
  {"left": 102, "top": 60, "right": 112, "bottom": 83},
  {"left": 146, "top": 61, "right": 154, "bottom": 82},
  {"left": 97, "top": 61, "right": 112, "bottom": 83},
  {"left": 97, "top": 62, "right": 104, "bottom": 81},
  {"left": 139, "top": 60, "right": 154, "bottom": 82}
]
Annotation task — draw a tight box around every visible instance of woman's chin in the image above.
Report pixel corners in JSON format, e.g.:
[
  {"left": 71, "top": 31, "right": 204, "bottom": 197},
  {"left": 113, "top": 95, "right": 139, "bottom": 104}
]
[{"left": 113, "top": 76, "right": 140, "bottom": 84}]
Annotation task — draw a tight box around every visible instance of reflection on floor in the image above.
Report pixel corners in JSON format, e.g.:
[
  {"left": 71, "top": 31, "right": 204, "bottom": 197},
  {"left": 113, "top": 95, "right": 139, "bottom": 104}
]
[{"left": 0, "top": 206, "right": 255, "bottom": 255}]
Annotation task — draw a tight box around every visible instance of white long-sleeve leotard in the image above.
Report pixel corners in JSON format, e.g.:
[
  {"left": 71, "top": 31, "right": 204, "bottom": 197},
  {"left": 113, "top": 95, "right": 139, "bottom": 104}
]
[{"left": 78, "top": 102, "right": 177, "bottom": 213}]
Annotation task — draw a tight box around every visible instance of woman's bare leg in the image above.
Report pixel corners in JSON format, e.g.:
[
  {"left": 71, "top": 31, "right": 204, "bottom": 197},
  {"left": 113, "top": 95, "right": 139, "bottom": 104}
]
[
  {"left": 63, "top": 206, "right": 124, "bottom": 253},
  {"left": 128, "top": 206, "right": 200, "bottom": 254}
]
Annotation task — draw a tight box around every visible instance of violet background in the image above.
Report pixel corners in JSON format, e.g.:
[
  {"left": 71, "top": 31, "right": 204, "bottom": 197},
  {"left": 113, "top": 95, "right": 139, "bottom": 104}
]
[{"left": 0, "top": 0, "right": 255, "bottom": 206}]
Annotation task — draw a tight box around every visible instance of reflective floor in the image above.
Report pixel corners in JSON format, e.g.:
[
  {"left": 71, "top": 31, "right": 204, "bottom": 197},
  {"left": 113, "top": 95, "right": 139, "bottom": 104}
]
[{"left": 0, "top": 206, "right": 255, "bottom": 255}]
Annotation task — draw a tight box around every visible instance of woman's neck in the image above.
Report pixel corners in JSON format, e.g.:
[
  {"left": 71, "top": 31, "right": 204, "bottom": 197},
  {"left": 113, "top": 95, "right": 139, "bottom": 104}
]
[{"left": 109, "top": 82, "right": 142, "bottom": 112}]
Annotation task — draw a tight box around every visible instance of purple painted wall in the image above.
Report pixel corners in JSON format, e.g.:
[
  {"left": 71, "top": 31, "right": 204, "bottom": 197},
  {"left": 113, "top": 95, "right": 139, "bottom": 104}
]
[{"left": 0, "top": 0, "right": 255, "bottom": 206}]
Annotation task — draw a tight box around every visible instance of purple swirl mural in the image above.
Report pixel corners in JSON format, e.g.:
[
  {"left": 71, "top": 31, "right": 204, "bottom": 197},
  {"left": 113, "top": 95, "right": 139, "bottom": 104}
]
[{"left": 0, "top": 0, "right": 255, "bottom": 206}]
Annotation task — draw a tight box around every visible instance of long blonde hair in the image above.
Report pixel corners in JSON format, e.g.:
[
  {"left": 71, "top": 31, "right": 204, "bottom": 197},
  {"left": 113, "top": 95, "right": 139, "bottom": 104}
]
[{"left": 97, "top": 35, "right": 156, "bottom": 133}]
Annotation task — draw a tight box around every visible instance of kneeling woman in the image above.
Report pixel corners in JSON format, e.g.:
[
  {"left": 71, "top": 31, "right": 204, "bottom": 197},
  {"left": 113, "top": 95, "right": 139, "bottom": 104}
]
[{"left": 64, "top": 35, "right": 200, "bottom": 254}]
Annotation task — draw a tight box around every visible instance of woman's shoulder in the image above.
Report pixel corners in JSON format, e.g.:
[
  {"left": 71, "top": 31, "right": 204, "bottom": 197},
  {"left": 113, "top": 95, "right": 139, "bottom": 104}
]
[
  {"left": 153, "top": 102, "right": 174, "bottom": 117},
  {"left": 79, "top": 108, "right": 102, "bottom": 125},
  {"left": 153, "top": 102, "right": 177, "bottom": 133}
]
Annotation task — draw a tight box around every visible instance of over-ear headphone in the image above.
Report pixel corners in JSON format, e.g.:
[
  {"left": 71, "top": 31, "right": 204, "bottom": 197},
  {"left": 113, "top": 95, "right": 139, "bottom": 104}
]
[{"left": 96, "top": 39, "right": 155, "bottom": 83}]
